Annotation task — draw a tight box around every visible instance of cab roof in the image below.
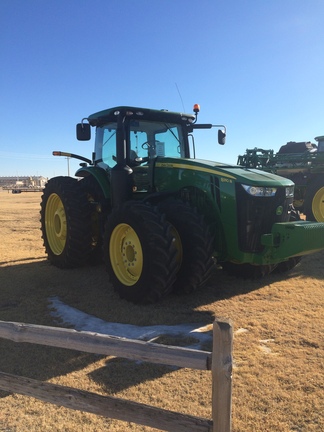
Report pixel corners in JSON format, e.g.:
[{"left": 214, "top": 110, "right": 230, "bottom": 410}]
[
  {"left": 87, "top": 106, "right": 196, "bottom": 126},
  {"left": 315, "top": 135, "right": 324, "bottom": 142}
]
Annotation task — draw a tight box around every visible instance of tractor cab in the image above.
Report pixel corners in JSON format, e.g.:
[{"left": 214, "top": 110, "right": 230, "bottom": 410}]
[
  {"left": 77, "top": 105, "right": 226, "bottom": 168},
  {"left": 77, "top": 107, "right": 193, "bottom": 167},
  {"left": 315, "top": 136, "right": 324, "bottom": 153},
  {"left": 76, "top": 106, "right": 226, "bottom": 202}
]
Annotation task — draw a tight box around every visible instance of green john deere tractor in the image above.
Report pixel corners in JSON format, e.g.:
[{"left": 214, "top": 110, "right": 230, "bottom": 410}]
[{"left": 40, "top": 105, "right": 324, "bottom": 303}]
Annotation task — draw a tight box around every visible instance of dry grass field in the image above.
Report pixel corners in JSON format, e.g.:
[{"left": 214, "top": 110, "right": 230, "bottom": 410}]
[{"left": 0, "top": 189, "right": 323, "bottom": 431}]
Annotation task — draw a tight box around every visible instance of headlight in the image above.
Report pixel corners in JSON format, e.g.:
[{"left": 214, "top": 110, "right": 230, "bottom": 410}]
[
  {"left": 242, "top": 184, "right": 277, "bottom": 197},
  {"left": 285, "top": 186, "right": 294, "bottom": 197}
]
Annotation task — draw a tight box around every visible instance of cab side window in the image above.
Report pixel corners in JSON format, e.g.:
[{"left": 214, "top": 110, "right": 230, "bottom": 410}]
[{"left": 100, "top": 126, "right": 117, "bottom": 168}]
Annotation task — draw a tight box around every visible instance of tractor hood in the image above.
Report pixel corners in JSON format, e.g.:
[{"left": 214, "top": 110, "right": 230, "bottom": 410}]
[{"left": 163, "top": 158, "right": 295, "bottom": 187}]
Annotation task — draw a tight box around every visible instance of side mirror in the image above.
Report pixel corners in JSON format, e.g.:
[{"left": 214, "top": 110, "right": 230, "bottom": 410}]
[
  {"left": 76, "top": 123, "right": 91, "bottom": 141},
  {"left": 218, "top": 129, "right": 226, "bottom": 145}
]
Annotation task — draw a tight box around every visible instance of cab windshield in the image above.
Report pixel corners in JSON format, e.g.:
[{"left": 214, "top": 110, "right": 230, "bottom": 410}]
[{"left": 95, "top": 120, "right": 185, "bottom": 168}]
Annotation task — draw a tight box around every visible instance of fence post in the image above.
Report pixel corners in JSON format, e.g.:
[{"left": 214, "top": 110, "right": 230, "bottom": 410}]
[{"left": 212, "top": 319, "right": 233, "bottom": 432}]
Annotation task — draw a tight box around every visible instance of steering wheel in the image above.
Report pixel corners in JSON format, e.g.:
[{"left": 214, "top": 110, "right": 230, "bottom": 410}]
[
  {"left": 141, "top": 140, "right": 160, "bottom": 150},
  {"left": 141, "top": 141, "right": 150, "bottom": 150}
]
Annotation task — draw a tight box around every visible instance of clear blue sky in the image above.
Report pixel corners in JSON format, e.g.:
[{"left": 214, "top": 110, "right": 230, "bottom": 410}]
[{"left": 1, "top": 0, "right": 323, "bottom": 179}]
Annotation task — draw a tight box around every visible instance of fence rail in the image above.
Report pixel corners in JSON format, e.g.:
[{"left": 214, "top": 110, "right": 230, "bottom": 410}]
[{"left": 0, "top": 319, "right": 233, "bottom": 432}]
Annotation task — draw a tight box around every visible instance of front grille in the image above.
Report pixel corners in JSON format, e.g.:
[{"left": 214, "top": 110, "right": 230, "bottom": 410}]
[{"left": 236, "top": 183, "right": 293, "bottom": 252}]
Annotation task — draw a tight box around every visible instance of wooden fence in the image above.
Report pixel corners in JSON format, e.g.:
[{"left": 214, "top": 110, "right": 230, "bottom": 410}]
[{"left": 0, "top": 319, "right": 233, "bottom": 432}]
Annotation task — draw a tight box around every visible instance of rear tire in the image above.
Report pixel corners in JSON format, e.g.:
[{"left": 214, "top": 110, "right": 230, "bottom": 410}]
[
  {"left": 304, "top": 177, "right": 324, "bottom": 222},
  {"left": 103, "top": 201, "right": 178, "bottom": 304},
  {"left": 40, "top": 176, "right": 92, "bottom": 268},
  {"left": 158, "top": 199, "right": 215, "bottom": 294}
]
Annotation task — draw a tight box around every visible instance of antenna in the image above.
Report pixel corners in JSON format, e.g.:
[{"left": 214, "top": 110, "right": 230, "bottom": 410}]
[{"left": 175, "top": 82, "right": 186, "bottom": 112}]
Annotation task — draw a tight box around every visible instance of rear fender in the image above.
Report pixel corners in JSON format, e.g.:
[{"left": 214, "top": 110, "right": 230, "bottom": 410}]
[{"left": 75, "top": 166, "right": 111, "bottom": 199}]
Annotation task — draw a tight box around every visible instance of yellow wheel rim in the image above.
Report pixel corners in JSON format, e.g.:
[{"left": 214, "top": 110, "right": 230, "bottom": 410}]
[
  {"left": 109, "top": 223, "right": 143, "bottom": 286},
  {"left": 45, "top": 193, "right": 67, "bottom": 255},
  {"left": 312, "top": 186, "right": 324, "bottom": 222}
]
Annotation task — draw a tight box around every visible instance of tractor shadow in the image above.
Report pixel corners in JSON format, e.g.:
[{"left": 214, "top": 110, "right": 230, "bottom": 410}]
[{"left": 0, "top": 249, "right": 323, "bottom": 396}]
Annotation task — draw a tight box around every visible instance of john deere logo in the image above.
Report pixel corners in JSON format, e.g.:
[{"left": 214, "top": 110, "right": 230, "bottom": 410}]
[{"left": 276, "top": 206, "right": 283, "bottom": 215}]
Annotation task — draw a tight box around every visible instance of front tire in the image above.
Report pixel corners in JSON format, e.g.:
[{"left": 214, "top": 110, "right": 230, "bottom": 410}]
[
  {"left": 40, "top": 176, "right": 92, "bottom": 268},
  {"left": 103, "top": 201, "right": 178, "bottom": 304},
  {"left": 158, "top": 199, "right": 215, "bottom": 294}
]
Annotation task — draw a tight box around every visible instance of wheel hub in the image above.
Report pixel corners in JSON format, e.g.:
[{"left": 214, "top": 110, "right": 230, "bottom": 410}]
[
  {"left": 110, "top": 224, "right": 143, "bottom": 285},
  {"left": 53, "top": 207, "right": 66, "bottom": 239},
  {"left": 123, "top": 239, "right": 137, "bottom": 267}
]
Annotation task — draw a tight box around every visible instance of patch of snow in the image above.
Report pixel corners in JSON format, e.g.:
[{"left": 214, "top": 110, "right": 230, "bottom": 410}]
[
  {"left": 259, "top": 339, "right": 277, "bottom": 355},
  {"left": 259, "top": 345, "right": 273, "bottom": 354},
  {"left": 48, "top": 296, "right": 212, "bottom": 350},
  {"left": 235, "top": 328, "right": 249, "bottom": 335}
]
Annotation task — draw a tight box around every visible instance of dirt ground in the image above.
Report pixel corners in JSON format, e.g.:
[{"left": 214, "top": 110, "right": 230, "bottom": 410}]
[{"left": 0, "top": 189, "right": 323, "bottom": 431}]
